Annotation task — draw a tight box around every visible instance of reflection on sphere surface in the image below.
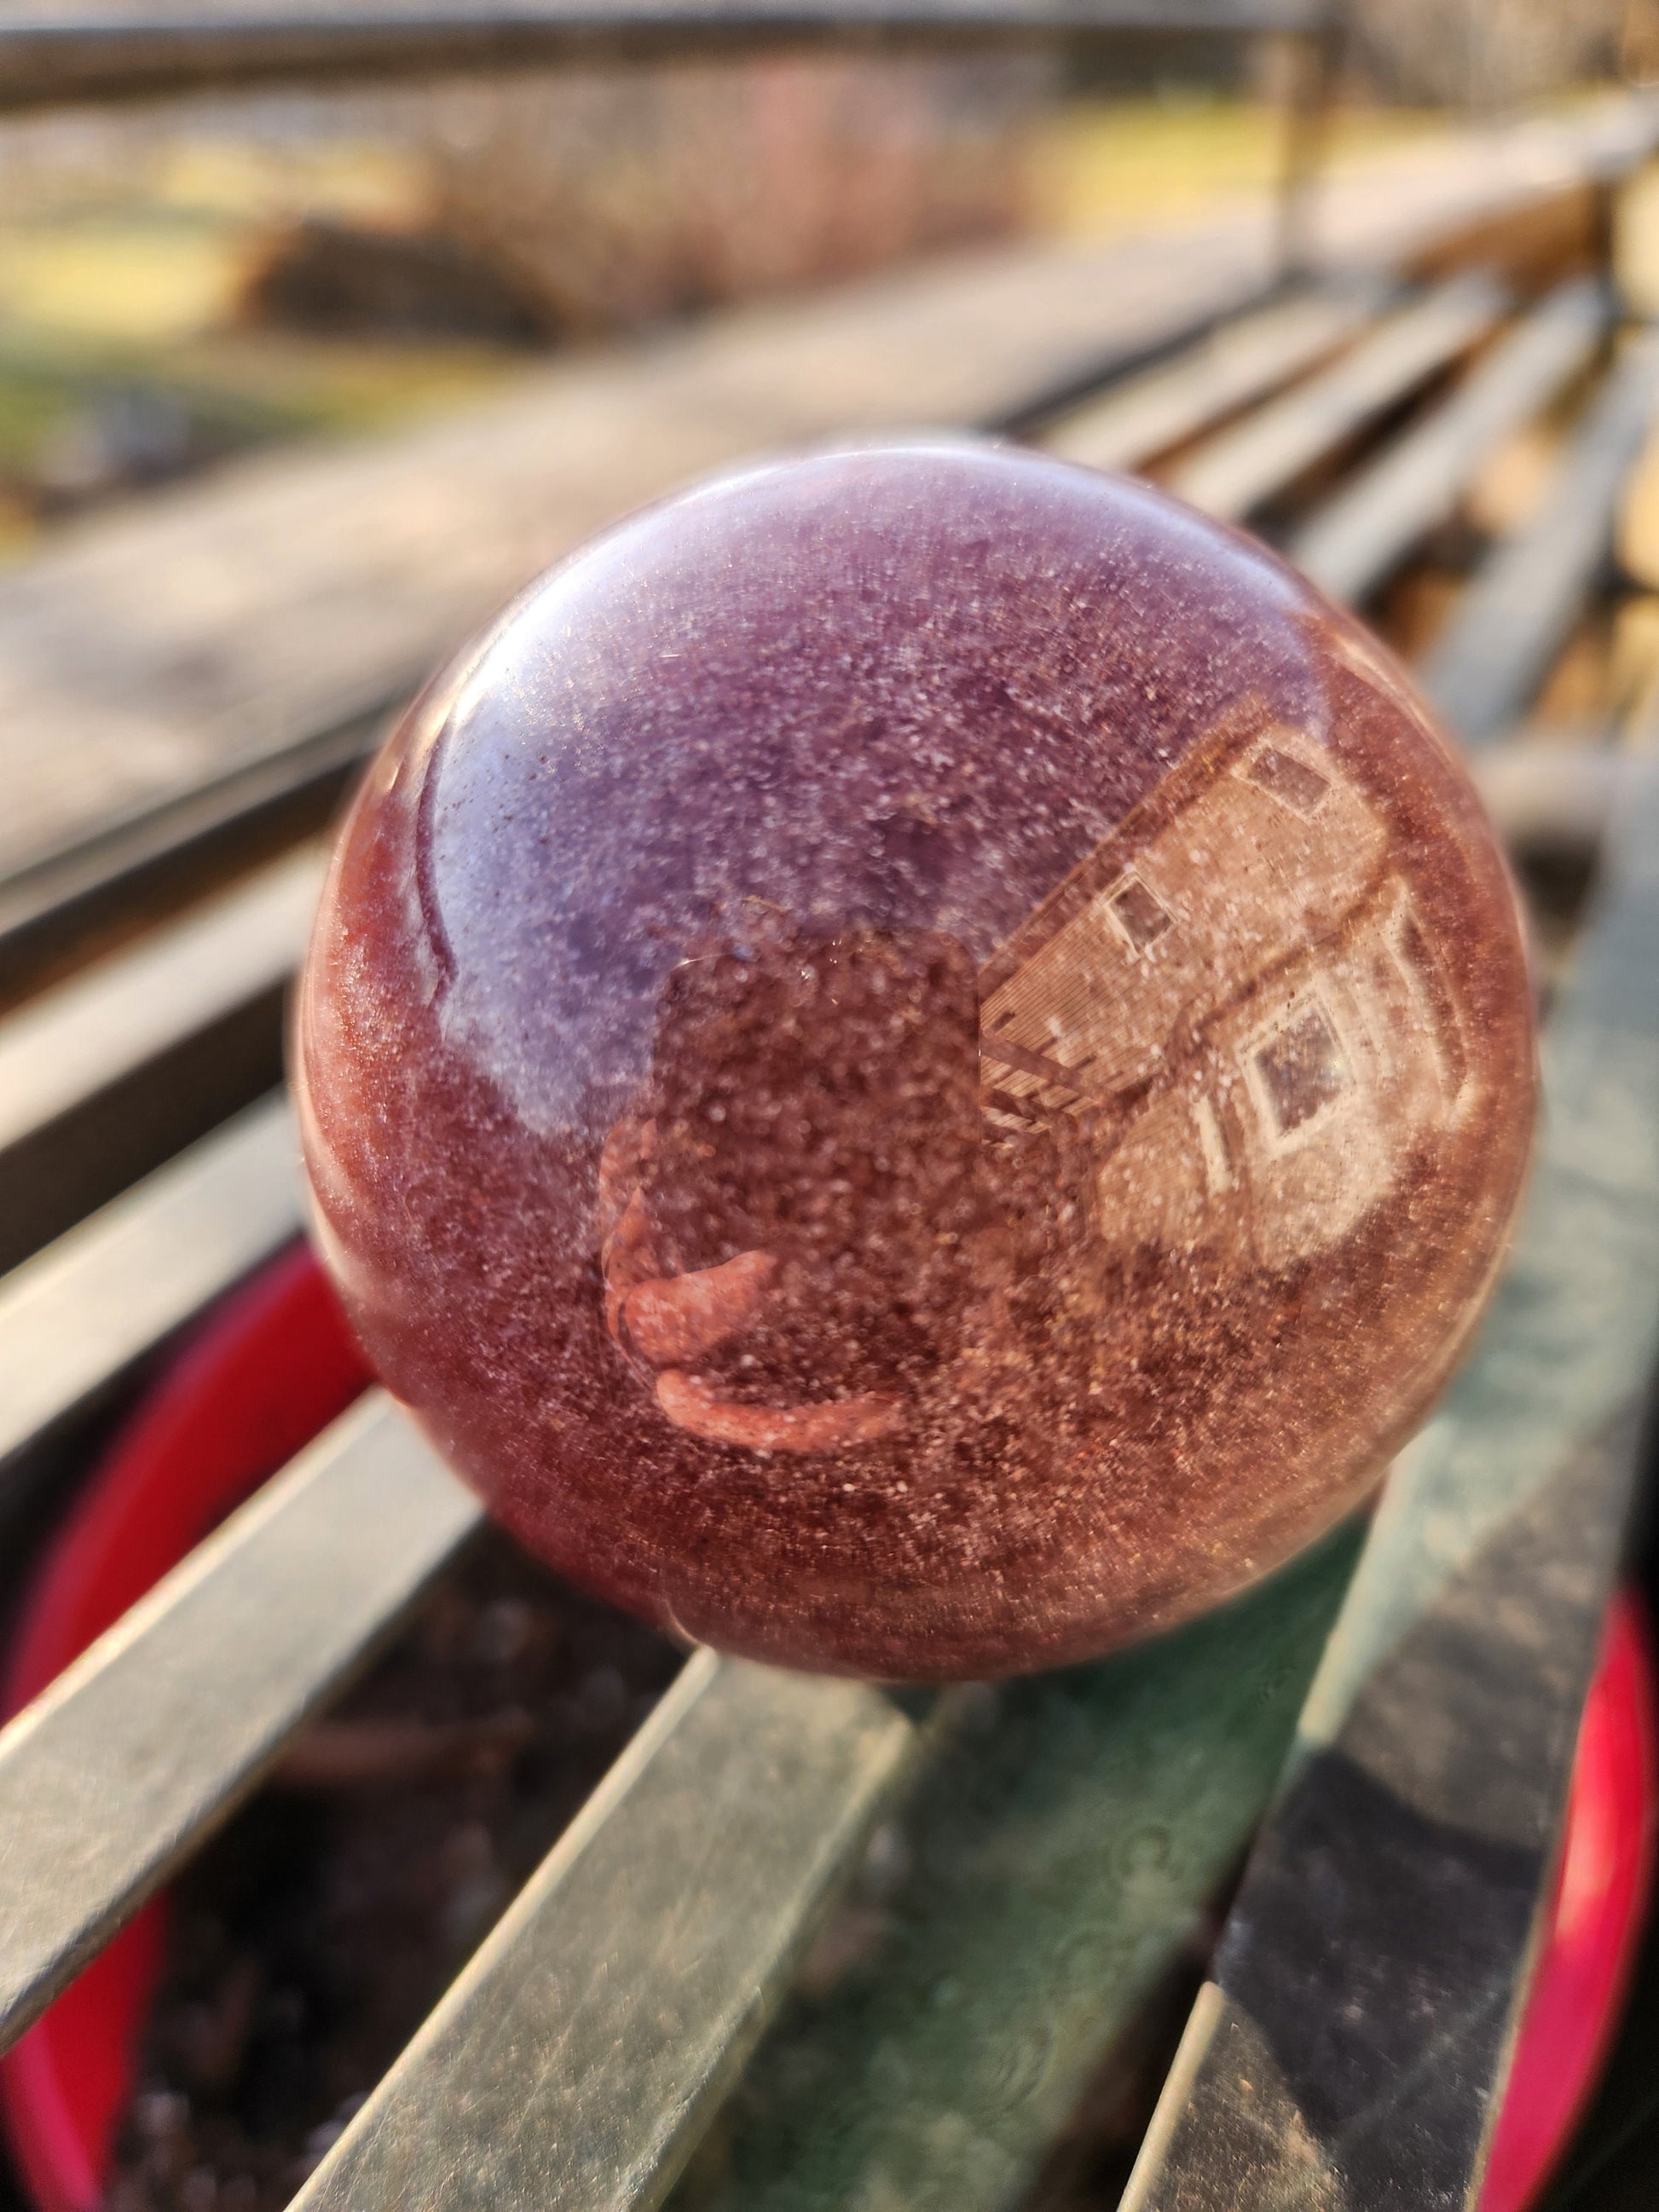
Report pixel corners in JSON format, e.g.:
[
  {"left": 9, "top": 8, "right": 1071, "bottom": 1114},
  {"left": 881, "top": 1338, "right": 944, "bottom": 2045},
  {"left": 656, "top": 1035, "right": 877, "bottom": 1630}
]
[{"left": 296, "top": 443, "right": 1535, "bottom": 1679}]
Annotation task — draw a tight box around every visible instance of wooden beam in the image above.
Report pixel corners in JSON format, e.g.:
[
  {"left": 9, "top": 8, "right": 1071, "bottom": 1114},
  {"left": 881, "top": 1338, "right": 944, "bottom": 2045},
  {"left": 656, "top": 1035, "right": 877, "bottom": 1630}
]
[
  {"left": 1290, "top": 275, "right": 1607, "bottom": 606},
  {"left": 1040, "top": 278, "right": 1390, "bottom": 476},
  {"left": 3, "top": 103, "right": 1655, "bottom": 892},
  {"left": 2, "top": 104, "right": 1658, "bottom": 2212},
  {"left": 0, "top": 844, "right": 323, "bottom": 1272},
  {"left": 1424, "top": 325, "right": 1659, "bottom": 747},
  {"left": 0, "top": 710, "right": 369, "bottom": 1005},
  {"left": 293, "top": 1649, "right": 928, "bottom": 2212},
  {"left": 0, "top": 1094, "right": 302, "bottom": 1471},
  {"left": 1165, "top": 271, "right": 1509, "bottom": 523},
  {"left": 650, "top": 1526, "right": 1363, "bottom": 2212},
  {"left": 0, "top": 1395, "right": 481, "bottom": 2050},
  {"left": 0, "top": 252, "right": 1283, "bottom": 887}
]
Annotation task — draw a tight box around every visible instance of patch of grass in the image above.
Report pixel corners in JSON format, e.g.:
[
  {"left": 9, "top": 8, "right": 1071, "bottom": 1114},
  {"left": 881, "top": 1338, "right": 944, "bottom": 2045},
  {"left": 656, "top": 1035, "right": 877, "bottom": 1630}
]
[
  {"left": 1030, "top": 95, "right": 1443, "bottom": 240},
  {"left": 0, "top": 351, "right": 81, "bottom": 472},
  {"left": 0, "top": 145, "right": 528, "bottom": 561},
  {"left": 0, "top": 211, "right": 251, "bottom": 346},
  {"left": 136, "top": 327, "right": 537, "bottom": 436}
]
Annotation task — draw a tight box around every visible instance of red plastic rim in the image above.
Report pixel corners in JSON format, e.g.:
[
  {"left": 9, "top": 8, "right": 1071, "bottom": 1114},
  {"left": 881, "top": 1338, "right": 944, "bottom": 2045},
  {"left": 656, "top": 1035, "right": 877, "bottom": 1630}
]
[
  {"left": 0, "top": 1245, "right": 371, "bottom": 2212},
  {"left": 0, "top": 1244, "right": 1651, "bottom": 2212},
  {"left": 1479, "top": 1588, "right": 1659, "bottom": 2212}
]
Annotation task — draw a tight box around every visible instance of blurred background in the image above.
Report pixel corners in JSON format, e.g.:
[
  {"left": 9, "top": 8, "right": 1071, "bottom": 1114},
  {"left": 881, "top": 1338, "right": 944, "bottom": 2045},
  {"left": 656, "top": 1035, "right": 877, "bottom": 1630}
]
[{"left": 0, "top": 0, "right": 1645, "bottom": 558}]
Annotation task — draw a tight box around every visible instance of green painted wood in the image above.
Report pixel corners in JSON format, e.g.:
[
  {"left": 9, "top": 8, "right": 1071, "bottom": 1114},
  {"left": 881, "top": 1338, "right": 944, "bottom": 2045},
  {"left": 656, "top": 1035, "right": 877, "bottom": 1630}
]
[
  {"left": 668, "top": 748, "right": 1659, "bottom": 2212},
  {"left": 676, "top": 1523, "right": 1363, "bottom": 2212},
  {"left": 1122, "top": 756, "right": 1659, "bottom": 2210}
]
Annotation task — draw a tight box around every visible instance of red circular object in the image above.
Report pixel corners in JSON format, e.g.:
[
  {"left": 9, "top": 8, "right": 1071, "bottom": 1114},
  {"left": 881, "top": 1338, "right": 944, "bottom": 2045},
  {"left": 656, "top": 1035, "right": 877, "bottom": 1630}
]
[
  {"left": 295, "top": 443, "right": 1535, "bottom": 1679},
  {"left": 1481, "top": 1591, "right": 1658, "bottom": 2212},
  {"left": 0, "top": 1245, "right": 370, "bottom": 2212}
]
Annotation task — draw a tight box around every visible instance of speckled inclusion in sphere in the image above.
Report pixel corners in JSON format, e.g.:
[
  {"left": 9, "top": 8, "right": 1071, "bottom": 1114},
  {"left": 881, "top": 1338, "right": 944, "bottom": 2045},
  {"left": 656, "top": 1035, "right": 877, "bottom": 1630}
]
[{"left": 296, "top": 443, "right": 1535, "bottom": 1680}]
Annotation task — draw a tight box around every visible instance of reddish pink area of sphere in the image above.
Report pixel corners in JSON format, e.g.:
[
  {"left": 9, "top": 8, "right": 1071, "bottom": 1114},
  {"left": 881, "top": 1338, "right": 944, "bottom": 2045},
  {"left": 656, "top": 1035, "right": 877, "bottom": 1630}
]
[{"left": 295, "top": 443, "right": 1535, "bottom": 1680}]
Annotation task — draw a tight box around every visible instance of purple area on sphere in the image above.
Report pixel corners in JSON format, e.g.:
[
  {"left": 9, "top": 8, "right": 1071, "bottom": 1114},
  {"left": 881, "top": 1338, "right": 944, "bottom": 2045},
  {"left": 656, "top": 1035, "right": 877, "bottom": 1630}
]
[{"left": 414, "top": 446, "right": 1309, "bottom": 1139}]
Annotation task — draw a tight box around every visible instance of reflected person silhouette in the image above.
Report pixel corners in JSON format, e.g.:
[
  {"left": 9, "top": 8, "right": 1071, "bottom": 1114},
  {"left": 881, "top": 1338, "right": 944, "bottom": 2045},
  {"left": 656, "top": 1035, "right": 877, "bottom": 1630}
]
[{"left": 598, "top": 919, "right": 996, "bottom": 1452}]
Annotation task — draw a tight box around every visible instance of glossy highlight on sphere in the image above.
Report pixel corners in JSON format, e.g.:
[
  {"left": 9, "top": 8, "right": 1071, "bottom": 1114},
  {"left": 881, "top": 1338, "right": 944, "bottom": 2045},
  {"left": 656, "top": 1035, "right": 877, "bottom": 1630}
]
[{"left": 296, "top": 443, "right": 1535, "bottom": 1680}]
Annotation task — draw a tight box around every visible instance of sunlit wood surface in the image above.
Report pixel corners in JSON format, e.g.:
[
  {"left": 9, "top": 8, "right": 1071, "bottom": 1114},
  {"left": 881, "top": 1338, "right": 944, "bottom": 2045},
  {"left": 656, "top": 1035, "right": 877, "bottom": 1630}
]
[{"left": 0, "top": 95, "right": 1649, "bottom": 882}]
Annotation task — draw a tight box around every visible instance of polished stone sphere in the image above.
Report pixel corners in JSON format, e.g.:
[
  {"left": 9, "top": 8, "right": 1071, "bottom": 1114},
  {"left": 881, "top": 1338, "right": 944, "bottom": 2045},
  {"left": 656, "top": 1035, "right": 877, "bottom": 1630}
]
[{"left": 295, "top": 442, "right": 1535, "bottom": 1680}]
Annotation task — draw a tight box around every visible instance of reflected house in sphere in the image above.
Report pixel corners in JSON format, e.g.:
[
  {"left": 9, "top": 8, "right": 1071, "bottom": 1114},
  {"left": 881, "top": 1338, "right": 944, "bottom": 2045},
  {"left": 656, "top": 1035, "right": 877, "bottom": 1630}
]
[{"left": 977, "top": 700, "right": 1475, "bottom": 1274}]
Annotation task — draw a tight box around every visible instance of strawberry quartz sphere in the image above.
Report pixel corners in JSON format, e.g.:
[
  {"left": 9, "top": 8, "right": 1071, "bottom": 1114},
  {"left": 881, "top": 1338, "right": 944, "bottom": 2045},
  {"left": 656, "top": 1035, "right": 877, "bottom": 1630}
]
[{"left": 296, "top": 442, "right": 1535, "bottom": 1681}]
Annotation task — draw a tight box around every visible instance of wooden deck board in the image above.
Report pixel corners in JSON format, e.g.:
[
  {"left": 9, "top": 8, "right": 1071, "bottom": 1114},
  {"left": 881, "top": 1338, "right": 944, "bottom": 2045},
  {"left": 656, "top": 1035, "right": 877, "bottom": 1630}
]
[
  {"left": 1288, "top": 275, "right": 1608, "bottom": 604},
  {"left": 0, "top": 95, "right": 1653, "bottom": 881},
  {"left": 1165, "top": 272, "right": 1510, "bottom": 523},
  {"left": 1424, "top": 323, "right": 1659, "bottom": 746},
  {"left": 0, "top": 1094, "right": 301, "bottom": 1472}
]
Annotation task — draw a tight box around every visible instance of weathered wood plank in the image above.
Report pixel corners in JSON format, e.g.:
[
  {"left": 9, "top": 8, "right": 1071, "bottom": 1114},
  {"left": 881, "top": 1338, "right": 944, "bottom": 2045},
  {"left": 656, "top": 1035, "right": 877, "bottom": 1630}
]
[
  {"left": 0, "top": 708, "right": 368, "bottom": 1003},
  {"left": 673, "top": 1526, "right": 1364, "bottom": 2212},
  {"left": 0, "top": 101, "right": 1652, "bottom": 2212},
  {"left": 1121, "top": 754, "right": 1659, "bottom": 2212},
  {"left": 0, "top": 245, "right": 1273, "bottom": 880},
  {"left": 1165, "top": 270, "right": 1509, "bottom": 523},
  {"left": 0, "top": 846, "right": 319, "bottom": 1158},
  {"left": 1423, "top": 324, "right": 1659, "bottom": 747},
  {"left": 292, "top": 1651, "right": 929, "bottom": 2212},
  {"left": 0, "top": 1394, "right": 481, "bottom": 2052},
  {"left": 1, "top": 98, "right": 1653, "bottom": 881},
  {"left": 247, "top": 292, "right": 1654, "bottom": 2212},
  {"left": 0, "top": 1093, "right": 302, "bottom": 1470},
  {"left": 0, "top": 844, "right": 324, "bottom": 1271},
  {"left": 1289, "top": 274, "right": 1607, "bottom": 604},
  {"left": 1039, "top": 278, "right": 1389, "bottom": 475}
]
